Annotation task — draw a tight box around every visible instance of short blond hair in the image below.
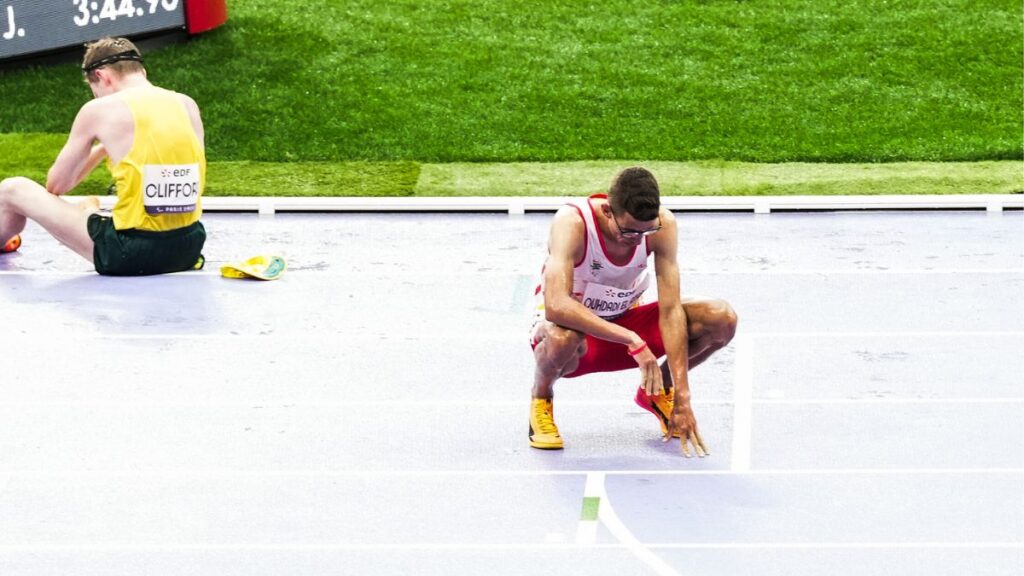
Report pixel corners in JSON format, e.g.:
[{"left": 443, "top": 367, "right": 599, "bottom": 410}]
[{"left": 82, "top": 37, "right": 144, "bottom": 82}]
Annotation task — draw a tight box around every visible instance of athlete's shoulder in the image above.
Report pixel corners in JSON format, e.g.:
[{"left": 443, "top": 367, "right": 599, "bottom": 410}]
[
  {"left": 76, "top": 93, "right": 127, "bottom": 125},
  {"left": 551, "top": 203, "right": 586, "bottom": 234},
  {"left": 81, "top": 91, "right": 119, "bottom": 110},
  {"left": 173, "top": 90, "right": 200, "bottom": 109},
  {"left": 646, "top": 206, "right": 678, "bottom": 254},
  {"left": 658, "top": 206, "right": 677, "bottom": 227},
  {"left": 164, "top": 90, "right": 201, "bottom": 124},
  {"left": 548, "top": 203, "right": 587, "bottom": 259},
  {"left": 142, "top": 84, "right": 195, "bottom": 106},
  {"left": 76, "top": 97, "right": 104, "bottom": 118}
]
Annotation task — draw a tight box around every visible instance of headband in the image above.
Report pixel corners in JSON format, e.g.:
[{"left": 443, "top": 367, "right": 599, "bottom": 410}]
[{"left": 82, "top": 50, "right": 144, "bottom": 73}]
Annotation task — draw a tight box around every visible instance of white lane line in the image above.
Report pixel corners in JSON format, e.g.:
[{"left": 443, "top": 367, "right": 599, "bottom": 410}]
[
  {"left": 644, "top": 542, "right": 1024, "bottom": 549},
  {"left": 593, "top": 472, "right": 683, "bottom": 576},
  {"left": 730, "top": 334, "right": 754, "bottom": 472},
  {"left": 0, "top": 542, "right": 1018, "bottom": 552},
  {"left": 0, "top": 268, "right": 1021, "bottom": 277},
  {"left": 751, "top": 398, "right": 1024, "bottom": 405},
  {"left": 727, "top": 269, "right": 1024, "bottom": 275},
  {"left": 1, "top": 331, "right": 1020, "bottom": 341},
  {"left": 2, "top": 398, "right": 1020, "bottom": 410},
  {"left": 747, "top": 331, "right": 1024, "bottom": 338},
  {"left": 0, "top": 332, "right": 531, "bottom": 340},
  {"left": 575, "top": 472, "right": 603, "bottom": 545},
  {"left": 3, "top": 468, "right": 1019, "bottom": 478}
]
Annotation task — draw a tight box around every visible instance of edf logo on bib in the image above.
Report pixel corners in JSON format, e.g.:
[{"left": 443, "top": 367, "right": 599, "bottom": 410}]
[
  {"left": 142, "top": 163, "right": 200, "bottom": 215},
  {"left": 581, "top": 280, "right": 646, "bottom": 319}
]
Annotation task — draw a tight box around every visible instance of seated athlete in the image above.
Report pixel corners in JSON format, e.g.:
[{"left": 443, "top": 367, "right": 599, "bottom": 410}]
[
  {"left": 0, "top": 37, "right": 206, "bottom": 275},
  {"left": 530, "top": 167, "right": 738, "bottom": 456}
]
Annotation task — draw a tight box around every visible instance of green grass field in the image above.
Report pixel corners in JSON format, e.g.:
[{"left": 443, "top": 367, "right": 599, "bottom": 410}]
[
  {"left": 0, "top": 0, "right": 1021, "bottom": 196},
  {"left": 4, "top": 133, "right": 1018, "bottom": 197}
]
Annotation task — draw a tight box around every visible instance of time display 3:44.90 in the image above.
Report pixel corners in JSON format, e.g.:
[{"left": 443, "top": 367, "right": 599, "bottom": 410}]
[{"left": 73, "top": 0, "right": 180, "bottom": 27}]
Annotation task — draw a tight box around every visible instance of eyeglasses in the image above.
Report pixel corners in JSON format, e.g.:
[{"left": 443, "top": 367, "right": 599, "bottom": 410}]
[{"left": 611, "top": 213, "right": 662, "bottom": 238}]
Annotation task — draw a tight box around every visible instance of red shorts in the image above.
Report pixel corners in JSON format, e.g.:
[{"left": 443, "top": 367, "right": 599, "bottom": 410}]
[{"left": 533, "top": 302, "right": 666, "bottom": 379}]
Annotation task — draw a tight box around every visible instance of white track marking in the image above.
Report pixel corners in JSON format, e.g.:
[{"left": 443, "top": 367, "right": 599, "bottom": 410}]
[
  {"left": 3, "top": 468, "right": 1019, "bottom": 478},
  {"left": 0, "top": 398, "right": 1020, "bottom": 409},
  {"left": 591, "top": 472, "right": 682, "bottom": 576},
  {"left": 0, "top": 542, "right": 1019, "bottom": 552},
  {"left": 730, "top": 334, "right": 754, "bottom": 471},
  {"left": 0, "top": 267, "right": 1021, "bottom": 277},
  {"left": 575, "top": 472, "right": 603, "bottom": 545},
  {"left": 1, "top": 331, "right": 1021, "bottom": 341}
]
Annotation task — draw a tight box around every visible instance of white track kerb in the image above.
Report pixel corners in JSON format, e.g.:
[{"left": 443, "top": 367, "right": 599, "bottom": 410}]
[{"left": 95, "top": 195, "right": 1024, "bottom": 214}]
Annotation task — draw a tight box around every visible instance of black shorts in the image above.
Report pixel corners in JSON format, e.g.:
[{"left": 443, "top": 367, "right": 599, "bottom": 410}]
[{"left": 87, "top": 213, "right": 206, "bottom": 276}]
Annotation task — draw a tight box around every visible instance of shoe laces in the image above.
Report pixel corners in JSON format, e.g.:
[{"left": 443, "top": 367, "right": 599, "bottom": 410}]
[
  {"left": 646, "top": 387, "right": 674, "bottom": 415},
  {"left": 656, "top": 392, "right": 674, "bottom": 410},
  {"left": 533, "top": 401, "right": 558, "bottom": 435}
]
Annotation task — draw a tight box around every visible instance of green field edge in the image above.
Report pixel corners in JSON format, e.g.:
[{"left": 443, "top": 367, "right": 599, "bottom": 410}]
[{"left": 2, "top": 134, "right": 1021, "bottom": 197}]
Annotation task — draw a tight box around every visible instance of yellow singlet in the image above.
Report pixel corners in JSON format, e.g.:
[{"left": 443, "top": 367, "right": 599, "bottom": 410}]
[{"left": 106, "top": 86, "right": 205, "bottom": 231}]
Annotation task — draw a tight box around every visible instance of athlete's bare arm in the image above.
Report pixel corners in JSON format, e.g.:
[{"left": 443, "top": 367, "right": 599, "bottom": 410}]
[
  {"left": 47, "top": 101, "right": 105, "bottom": 196},
  {"left": 543, "top": 207, "right": 643, "bottom": 345},
  {"left": 542, "top": 206, "right": 663, "bottom": 393},
  {"left": 649, "top": 208, "right": 708, "bottom": 457},
  {"left": 178, "top": 93, "right": 205, "bottom": 148},
  {"left": 71, "top": 144, "right": 109, "bottom": 187}
]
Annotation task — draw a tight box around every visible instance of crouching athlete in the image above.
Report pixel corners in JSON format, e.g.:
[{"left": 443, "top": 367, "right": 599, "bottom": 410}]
[{"left": 529, "top": 167, "right": 738, "bottom": 456}]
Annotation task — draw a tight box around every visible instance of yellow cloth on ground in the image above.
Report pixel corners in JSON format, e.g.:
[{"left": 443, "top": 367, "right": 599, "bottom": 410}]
[{"left": 220, "top": 255, "right": 287, "bottom": 281}]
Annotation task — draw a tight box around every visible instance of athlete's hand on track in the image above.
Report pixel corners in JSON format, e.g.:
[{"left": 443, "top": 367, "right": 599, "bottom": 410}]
[
  {"left": 629, "top": 342, "right": 663, "bottom": 396},
  {"left": 664, "top": 400, "right": 709, "bottom": 458}
]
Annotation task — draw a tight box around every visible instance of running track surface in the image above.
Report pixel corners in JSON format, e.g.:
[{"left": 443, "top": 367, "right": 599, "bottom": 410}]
[{"left": 1, "top": 210, "right": 1021, "bottom": 575}]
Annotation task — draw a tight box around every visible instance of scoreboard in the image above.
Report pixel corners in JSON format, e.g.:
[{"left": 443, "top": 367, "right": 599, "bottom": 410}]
[{"left": 1, "top": 0, "right": 226, "bottom": 61}]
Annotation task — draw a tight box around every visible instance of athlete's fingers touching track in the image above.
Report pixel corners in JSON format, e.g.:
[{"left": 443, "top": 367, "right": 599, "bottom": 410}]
[
  {"left": 664, "top": 403, "right": 708, "bottom": 458},
  {"left": 695, "top": 430, "right": 709, "bottom": 456},
  {"left": 663, "top": 429, "right": 709, "bottom": 458},
  {"left": 687, "top": 430, "right": 709, "bottom": 458}
]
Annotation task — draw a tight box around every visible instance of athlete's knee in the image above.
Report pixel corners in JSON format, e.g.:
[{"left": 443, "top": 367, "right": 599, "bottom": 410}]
[
  {"left": 709, "top": 299, "right": 738, "bottom": 344},
  {"left": 543, "top": 326, "right": 586, "bottom": 358},
  {"left": 0, "top": 177, "right": 17, "bottom": 204},
  {"left": 0, "top": 177, "right": 36, "bottom": 207}
]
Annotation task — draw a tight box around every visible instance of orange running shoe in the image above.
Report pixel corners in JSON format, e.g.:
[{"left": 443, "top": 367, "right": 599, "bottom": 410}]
[
  {"left": 634, "top": 385, "right": 682, "bottom": 438},
  {"left": 1, "top": 235, "right": 21, "bottom": 253}
]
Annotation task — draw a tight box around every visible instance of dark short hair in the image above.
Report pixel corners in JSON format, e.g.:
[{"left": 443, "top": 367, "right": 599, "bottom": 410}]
[{"left": 608, "top": 167, "right": 660, "bottom": 221}]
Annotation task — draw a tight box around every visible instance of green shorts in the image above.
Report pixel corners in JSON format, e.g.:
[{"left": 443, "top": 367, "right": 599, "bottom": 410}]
[{"left": 87, "top": 214, "right": 206, "bottom": 276}]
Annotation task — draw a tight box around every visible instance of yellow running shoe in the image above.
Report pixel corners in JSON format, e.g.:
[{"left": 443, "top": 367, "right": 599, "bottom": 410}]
[
  {"left": 1, "top": 235, "right": 21, "bottom": 254},
  {"left": 634, "top": 386, "right": 682, "bottom": 438},
  {"left": 529, "top": 398, "right": 563, "bottom": 450}
]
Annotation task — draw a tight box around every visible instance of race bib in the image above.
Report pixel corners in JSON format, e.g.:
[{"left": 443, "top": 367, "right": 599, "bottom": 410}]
[
  {"left": 142, "top": 164, "right": 200, "bottom": 215},
  {"left": 580, "top": 275, "right": 649, "bottom": 318}
]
